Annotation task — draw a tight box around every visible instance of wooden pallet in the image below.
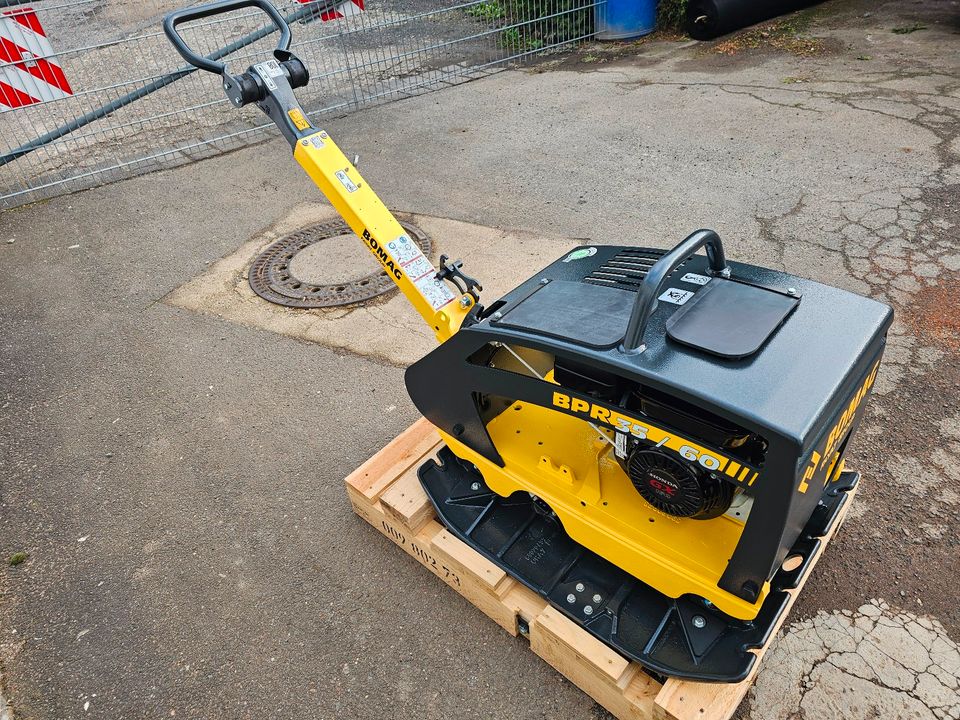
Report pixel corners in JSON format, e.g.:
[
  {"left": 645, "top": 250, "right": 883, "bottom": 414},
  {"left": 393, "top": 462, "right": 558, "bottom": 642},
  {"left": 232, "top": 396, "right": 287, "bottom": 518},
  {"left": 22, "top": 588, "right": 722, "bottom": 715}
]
[{"left": 345, "top": 419, "right": 855, "bottom": 720}]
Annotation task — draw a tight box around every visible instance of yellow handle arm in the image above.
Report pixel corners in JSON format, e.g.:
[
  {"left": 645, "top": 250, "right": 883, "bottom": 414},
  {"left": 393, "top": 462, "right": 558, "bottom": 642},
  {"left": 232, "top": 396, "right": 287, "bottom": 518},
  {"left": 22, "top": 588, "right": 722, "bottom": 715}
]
[{"left": 293, "top": 128, "right": 472, "bottom": 342}]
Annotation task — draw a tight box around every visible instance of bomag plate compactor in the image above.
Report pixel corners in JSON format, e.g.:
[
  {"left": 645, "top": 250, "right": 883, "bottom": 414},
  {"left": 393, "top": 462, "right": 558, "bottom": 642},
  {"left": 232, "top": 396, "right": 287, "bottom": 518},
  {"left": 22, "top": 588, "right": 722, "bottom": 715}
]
[{"left": 165, "top": 0, "right": 893, "bottom": 683}]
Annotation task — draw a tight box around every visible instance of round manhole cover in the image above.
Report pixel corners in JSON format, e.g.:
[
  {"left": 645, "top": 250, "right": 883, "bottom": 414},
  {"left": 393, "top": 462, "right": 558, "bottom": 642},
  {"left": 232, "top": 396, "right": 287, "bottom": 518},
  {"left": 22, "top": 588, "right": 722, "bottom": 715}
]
[{"left": 248, "top": 219, "right": 432, "bottom": 308}]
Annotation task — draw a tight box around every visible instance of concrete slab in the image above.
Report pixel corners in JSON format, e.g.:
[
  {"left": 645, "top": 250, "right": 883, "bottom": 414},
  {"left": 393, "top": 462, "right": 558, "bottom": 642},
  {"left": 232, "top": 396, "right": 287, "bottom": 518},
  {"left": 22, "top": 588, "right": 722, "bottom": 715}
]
[{"left": 166, "top": 205, "right": 580, "bottom": 366}]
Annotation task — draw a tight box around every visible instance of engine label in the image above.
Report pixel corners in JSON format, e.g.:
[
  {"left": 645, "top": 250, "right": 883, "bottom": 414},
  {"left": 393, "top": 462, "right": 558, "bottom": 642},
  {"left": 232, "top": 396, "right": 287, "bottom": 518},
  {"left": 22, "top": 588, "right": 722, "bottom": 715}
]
[
  {"left": 551, "top": 390, "right": 758, "bottom": 485},
  {"left": 614, "top": 432, "right": 628, "bottom": 459}
]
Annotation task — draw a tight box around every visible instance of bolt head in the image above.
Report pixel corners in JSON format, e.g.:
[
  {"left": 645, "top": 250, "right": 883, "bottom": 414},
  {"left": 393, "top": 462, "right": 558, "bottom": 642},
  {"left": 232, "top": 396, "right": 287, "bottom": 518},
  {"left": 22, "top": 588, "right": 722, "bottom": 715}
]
[
  {"left": 692, "top": 615, "right": 706, "bottom": 629},
  {"left": 470, "top": 482, "right": 480, "bottom": 491},
  {"left": 592, "top": 594, "right": 602, "bottom": 604},
  {"left": 787, "top": 287, "right": 798, "bottom": 295},
  {"left": 575, "top": 583, "right": 585, "bottom": 593},
  {"left": 491, "top": 311, "right": 502, "bottom": 321},
  {"left": 584, "top": 605, "right": 594, "bottom": 615},
  {"left": 566, "top": 593, "right": 576, "bottom": 604},
  {"left": 459, "top": 296, "right": 471, "bottom": 308}
]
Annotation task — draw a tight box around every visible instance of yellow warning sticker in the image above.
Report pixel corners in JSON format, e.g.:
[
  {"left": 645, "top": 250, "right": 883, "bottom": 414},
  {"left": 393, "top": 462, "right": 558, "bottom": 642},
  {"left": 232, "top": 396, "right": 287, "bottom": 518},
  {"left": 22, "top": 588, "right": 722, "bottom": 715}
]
[{"left": 288, "top": 108, "right": 311, "bottom": 131}]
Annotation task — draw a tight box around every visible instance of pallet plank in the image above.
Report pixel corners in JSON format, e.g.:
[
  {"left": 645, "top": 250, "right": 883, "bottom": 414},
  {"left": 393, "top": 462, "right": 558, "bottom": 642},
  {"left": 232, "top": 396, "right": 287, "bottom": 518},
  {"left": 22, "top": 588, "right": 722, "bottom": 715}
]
[
  {"left": 380, "top": 465, "right": 435, "bottom": 533},
  {"left": 531, "top": 607, "right": 660, "bottom": 720},
  {"left": 346, "top": 417, "right": 439, "bottom": 502}
]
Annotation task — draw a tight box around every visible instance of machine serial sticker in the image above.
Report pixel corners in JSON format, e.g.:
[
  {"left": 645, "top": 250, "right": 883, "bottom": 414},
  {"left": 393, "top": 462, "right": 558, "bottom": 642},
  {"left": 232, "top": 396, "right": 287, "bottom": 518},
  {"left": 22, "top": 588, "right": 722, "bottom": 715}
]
[
  {"left": 614, "top": 432, "right": 628, "bottom": 459},
  {"left": 563, "top": 247, "right": 597, "bottom": 263},
  {"left": 414, "top": 275, "right": 455, "bottom": 310},
  {"left": 658, "top": 288, "right": 694, "bottom": 305},
  {"left": 680, "top": 272, "right": 710, "bottom": 286},
  {"left": 308, "top": 135, "right": 325, "bottom": 149},
  {"left": 263, "top": 60, "right": 284, "bottom": 77},
  {"left": 254, "top": 60, "right": 284, "bottom": 91},
  {"left": 335, "top": 169, "right": 358, "bottom": 193}
]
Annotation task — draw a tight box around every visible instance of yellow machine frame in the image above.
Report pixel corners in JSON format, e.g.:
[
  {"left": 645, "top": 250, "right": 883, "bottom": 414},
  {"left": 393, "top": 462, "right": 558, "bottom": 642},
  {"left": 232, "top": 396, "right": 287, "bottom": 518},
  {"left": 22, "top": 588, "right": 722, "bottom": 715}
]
[{"left": 293, "top": 130, "right": 472, "bottom": 343}]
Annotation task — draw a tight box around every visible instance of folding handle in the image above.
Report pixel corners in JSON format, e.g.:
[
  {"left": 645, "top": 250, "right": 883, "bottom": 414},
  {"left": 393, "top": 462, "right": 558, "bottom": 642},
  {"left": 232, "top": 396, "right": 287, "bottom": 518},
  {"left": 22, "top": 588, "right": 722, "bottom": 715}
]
[
  {"left": 621, "top": 229, "right": 729, "bottom": 353},
  {"left": 163, "top": 0, "right": 292, "bottom": 75}
]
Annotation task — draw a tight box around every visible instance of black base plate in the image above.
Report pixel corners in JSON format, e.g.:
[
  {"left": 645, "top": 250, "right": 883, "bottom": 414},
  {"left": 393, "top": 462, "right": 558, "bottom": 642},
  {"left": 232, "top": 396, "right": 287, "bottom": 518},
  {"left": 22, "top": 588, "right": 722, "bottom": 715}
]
[{"left": 419, "top": 446, "right": 858, "bottom": 683}]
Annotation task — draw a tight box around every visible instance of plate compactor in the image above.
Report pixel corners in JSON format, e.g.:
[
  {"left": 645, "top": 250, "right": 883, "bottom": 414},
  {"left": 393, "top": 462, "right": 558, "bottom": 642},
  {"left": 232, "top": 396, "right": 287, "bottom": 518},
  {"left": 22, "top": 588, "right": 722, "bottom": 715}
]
[{"left": 166, "top": 0, "right": 893, "bottom": 683}]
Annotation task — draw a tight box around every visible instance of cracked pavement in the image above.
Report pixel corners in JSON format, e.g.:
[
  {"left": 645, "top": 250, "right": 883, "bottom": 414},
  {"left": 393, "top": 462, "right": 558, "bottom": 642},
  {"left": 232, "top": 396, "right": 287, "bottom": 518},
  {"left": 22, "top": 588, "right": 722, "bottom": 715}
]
[
  {"left": 1, "top": 0, "right": 959, "bottom": 718},
  {"left": 751, "top": 600, "right": 960, "bottom": 720}
]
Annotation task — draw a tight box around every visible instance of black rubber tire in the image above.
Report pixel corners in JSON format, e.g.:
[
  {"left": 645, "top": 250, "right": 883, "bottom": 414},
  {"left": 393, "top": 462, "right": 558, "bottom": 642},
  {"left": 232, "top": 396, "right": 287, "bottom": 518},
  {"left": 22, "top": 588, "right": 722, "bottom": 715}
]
[{"left": 685, "top": 0, "right": 823, "bottom": 41}]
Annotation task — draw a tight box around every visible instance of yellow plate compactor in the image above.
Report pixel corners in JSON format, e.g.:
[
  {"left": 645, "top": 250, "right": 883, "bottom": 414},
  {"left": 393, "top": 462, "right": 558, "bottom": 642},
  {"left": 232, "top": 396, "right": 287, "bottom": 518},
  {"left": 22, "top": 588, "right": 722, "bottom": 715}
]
[{"left": 164, "top": 0, "right": 893, "bottom": 682}]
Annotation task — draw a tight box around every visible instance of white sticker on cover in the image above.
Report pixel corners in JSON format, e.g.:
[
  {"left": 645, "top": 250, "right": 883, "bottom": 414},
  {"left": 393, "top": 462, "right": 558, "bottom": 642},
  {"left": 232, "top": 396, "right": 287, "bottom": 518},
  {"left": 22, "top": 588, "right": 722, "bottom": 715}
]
[
  {"left": 680, "top": 272, "right": 711, "bottom": 286},
  {"left": 658, "top": 288, "right": 694, "bottom": 305}
]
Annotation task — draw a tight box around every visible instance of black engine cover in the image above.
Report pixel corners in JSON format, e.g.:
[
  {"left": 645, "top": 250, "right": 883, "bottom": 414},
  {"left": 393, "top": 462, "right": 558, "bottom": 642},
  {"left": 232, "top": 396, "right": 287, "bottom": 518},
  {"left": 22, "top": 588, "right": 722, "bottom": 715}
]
[{"left": 406, "top": 244, "right": 892, "bottom": 606}]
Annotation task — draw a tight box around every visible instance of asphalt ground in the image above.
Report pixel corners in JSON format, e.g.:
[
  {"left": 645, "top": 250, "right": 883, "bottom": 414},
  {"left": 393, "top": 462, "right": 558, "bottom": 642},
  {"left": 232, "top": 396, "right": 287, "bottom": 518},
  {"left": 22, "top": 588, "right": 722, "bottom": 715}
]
[{"left": 1, "top": 1, "right": 959, "bottom": 718}]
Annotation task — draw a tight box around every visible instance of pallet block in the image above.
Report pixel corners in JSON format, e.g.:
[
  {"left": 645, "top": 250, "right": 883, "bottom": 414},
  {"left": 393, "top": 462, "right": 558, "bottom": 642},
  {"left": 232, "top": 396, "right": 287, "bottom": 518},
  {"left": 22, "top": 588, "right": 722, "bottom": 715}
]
[{"left": 345, "top": 419, "right": 855, "bottom": 720}]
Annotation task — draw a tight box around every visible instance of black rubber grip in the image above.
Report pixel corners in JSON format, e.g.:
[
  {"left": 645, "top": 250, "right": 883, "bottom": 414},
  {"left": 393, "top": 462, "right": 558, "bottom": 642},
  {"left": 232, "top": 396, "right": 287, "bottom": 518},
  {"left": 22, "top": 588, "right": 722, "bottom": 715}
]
[{"left": 163, "top": 0, "right": 291, "bottom": 75}]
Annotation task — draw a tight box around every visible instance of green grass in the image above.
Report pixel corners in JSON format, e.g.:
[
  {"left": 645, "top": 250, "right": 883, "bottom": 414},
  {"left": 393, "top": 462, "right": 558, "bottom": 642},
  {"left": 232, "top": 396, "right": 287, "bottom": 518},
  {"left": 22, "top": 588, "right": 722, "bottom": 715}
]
[
  {"left": 9, "top": 551, "right": 28, "bottom": 567},
  {"left": 891, "top": 24, "right": 926, "bottom": 34},
  {"left": 466, "top": 0, "right": 593, "bottom": 52},
  {"left": 657, "top": 0, "right": 688, "bottom": 33},
  {"left": 466, "top": 1, "right": 504, "bottom": 21}
]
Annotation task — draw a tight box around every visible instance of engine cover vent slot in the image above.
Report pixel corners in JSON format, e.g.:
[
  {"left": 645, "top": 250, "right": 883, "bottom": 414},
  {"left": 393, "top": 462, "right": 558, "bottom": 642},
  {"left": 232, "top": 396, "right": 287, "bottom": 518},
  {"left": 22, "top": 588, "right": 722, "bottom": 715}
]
[{"left": 583, "top": 248, "right": 668, "bottom": 292}]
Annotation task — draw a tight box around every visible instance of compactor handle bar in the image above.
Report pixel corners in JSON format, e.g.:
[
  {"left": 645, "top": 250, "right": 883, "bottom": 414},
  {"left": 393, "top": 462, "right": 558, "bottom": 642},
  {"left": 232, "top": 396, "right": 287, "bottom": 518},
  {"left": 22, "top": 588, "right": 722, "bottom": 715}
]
[
  {"left": 621, "top": 229, "right": 728, "bottom": 353},
  {"left": 163, "top": 0, "right": 310, "bottom": 144},
  {"left": 163, "top": 0, "right": 292, "bottom": 74}
]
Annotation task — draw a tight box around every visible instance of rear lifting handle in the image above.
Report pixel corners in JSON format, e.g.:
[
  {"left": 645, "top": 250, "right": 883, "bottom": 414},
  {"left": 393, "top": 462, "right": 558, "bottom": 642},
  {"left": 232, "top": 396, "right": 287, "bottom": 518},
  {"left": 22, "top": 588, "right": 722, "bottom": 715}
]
[
  {"left": 620, "top": 229, "right": 729, "bottom": 353},
  {"left": 163, "top": 0, "right": 312, "bottom": 148}
]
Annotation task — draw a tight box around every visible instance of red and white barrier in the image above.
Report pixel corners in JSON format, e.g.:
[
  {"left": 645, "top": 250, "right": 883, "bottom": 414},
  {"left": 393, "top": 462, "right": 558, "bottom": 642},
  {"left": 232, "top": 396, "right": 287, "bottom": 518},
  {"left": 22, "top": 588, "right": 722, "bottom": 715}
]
[
  {"left": 0, "top": 7, "right": 72, "bottom": 111},
  {"left": 299, "top": 0, "right": 365, "bottom": 22}
]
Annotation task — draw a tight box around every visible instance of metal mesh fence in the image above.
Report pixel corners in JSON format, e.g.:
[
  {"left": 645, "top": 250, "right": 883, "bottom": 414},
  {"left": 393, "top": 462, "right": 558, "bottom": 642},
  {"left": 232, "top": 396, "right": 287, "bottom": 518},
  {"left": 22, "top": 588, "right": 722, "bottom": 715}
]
[{"left": 0, "top": 0, "right": 601, "bottom": 209}]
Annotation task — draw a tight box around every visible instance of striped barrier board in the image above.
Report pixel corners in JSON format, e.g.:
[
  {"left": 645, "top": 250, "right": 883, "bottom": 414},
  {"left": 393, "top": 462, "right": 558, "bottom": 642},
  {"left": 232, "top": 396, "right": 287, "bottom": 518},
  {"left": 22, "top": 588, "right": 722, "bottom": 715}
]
[
  {"left": 298, "top": 0, "right": 365, "bottom": 22},
  {"left": 0, "top": 6, "right": 72, "bottom": 111}
]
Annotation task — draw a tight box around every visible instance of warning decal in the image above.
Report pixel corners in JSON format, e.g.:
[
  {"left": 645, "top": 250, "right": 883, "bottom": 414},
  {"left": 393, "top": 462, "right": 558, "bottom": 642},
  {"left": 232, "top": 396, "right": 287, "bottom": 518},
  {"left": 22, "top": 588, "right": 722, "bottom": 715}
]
[
  {"left": 387, "top": 234, "right": 422, "bottom": 264},
  {"left": 387, "top": 233, "right": 454, "bottom": 310},
  {"left": 658, "top": 288, "right": 694, "bottom": 305},
  {"left": 415, "top": 275, "right": 455, "bottom": 310}
]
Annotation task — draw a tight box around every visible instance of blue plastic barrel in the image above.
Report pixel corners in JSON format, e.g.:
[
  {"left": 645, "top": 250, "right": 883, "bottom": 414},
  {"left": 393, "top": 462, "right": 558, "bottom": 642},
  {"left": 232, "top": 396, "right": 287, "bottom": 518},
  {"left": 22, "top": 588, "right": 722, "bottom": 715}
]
[{"left": 595, "top": 0, "right": 656, "bottom": 40}]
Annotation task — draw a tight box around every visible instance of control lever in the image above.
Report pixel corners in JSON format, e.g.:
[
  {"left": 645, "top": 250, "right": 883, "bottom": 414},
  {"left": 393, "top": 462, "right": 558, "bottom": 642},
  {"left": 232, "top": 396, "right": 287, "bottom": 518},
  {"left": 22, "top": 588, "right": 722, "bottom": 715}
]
[{"left": 437, "top": 255, "right": 482, "bottom": 301}]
